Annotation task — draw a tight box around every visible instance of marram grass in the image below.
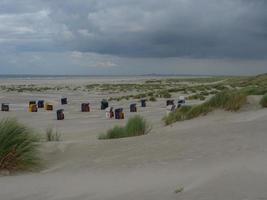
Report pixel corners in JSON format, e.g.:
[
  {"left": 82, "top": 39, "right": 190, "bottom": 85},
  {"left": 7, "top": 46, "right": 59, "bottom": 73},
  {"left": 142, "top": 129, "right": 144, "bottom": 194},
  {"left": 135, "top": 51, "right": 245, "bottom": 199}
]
[
  {"left": 0, "top": 118, "right": 40, "bottom": 172},
  {"left": 99, "top": 115, "right": 151, "bottom": 139},
  {"left": 46, "top": 128, "right": 61, "bottom": 142},
  {"left": 260, "top": 94, "right": 267, "bottom": 108},
  {"left": 164, "top": 90, "right": 247, "bottom": 125}
]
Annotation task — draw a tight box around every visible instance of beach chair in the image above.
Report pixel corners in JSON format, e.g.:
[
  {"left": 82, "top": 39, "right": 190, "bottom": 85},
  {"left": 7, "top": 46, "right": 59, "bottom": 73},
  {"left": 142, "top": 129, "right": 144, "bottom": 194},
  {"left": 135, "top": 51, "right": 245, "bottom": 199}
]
[
  {"left": 130, "top": 103, "right": 137, "bottom": 112},
  {"left": 57, "top": 109, "right": 64, "bottom": 120},
  {"left": 105, "top": 107, "right": 114, "bottom": 119},
  {"left": 29, "top": 104, "right": 38, "bottom": 112},
  {"left": 1, "top": 103, "right": 9, "bottom": 112},
  {"left": 115, "top": 108, "right": 124, "bottom": 119},
  {"left": 166, "top": 100, "right": 174, "bottom": 106},
  {"left": 101, "top": 99, "right": 109, "bottom": 110},
  {"left": 141, "top": 99, "right": 147, "bottom": 107},
  {"left": 166, "top": 105, "right": 176, "bottom": 115},
  {"left": 61, "top": 98, "right": 68, "bottom": 105},
  {"left": 177, "top": 96, "right": 186, "bottom": 108},
  {"left": 37, "top": 100, "right": 44, "bottom": 108},
  {"left": 29, "top": 101, "right": 36, "bottom": 106},
  {"left": 81, "top": 103, "right": 90, "bottom": 112},
  {"left": 45, "top": 103, "right": 53, "bottom": 111}
]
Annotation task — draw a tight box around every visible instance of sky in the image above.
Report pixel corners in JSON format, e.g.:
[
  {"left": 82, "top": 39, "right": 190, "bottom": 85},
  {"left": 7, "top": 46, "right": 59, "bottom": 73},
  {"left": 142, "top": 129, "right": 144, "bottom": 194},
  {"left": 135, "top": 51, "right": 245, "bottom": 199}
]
[{"left": 0, "top": 0, "right": 266, "bottom": 75}]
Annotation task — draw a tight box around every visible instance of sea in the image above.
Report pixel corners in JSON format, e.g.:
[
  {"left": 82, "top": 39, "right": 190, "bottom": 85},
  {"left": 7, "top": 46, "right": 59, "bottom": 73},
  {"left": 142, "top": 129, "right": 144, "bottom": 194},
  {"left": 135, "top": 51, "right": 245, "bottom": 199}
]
[{"left": 0, "top": 74, "right": 211, "bottom": 81}]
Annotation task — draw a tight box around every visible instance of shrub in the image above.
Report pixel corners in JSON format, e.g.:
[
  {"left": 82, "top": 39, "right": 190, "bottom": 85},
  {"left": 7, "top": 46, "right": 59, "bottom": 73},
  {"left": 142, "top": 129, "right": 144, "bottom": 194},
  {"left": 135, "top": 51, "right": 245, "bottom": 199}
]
[
  {"left": 260, "top": 94, "right": 267, "bottom": 107},
  {"left": 0, "top": 118, "right": 40, "bottom": 171},
  {"left": 99, "top": 116, "right": 150, "bottom": 139},
  {"left": 46, "top": 128, "right": 61, "bottom": 142}
]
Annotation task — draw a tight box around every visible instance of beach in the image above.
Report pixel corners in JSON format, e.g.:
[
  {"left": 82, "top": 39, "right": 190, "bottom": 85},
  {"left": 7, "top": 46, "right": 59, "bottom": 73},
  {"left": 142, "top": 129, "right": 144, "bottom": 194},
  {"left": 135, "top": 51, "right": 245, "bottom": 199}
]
[{"left": 0, "top": 76, "right": 267, "bottom": 200}]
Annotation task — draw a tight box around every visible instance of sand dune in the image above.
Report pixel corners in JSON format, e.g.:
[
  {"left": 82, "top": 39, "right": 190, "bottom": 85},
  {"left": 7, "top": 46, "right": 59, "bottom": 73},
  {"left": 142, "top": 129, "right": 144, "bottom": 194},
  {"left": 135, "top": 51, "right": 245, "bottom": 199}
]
[{"left": 1, "top": 79, "right": 267, "bottom": 200}]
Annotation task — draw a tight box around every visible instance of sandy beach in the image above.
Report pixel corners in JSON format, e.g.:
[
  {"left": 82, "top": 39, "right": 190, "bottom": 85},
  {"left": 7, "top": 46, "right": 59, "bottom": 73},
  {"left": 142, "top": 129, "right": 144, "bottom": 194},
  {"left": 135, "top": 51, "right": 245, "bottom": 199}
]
[
  {"left": 0, "top": 76, "right": 266, "bottom": 200},
  {"left": 2, "top": 0, "right": 267, "bottom": 198}
]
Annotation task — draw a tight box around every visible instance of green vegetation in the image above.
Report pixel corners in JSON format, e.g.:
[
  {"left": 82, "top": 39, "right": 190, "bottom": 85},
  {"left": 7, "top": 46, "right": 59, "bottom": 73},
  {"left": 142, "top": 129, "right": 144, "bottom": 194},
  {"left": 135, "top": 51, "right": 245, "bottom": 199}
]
[
  {"left": 99, "top": 115, "right": 151, "bottom": 139},
  {"left": 186, "top": 94, "right": 206, "bottom": 101},
  {"left": 157, "top": 90, "right": 172, "bottom": 98},
  {"left": 46, "top": 128, "right": 61, "bottom": 142},
  {"left": 260, "top": 94, "right": 267, "bottom": 108},
  {"left": 0, "top": 84, "right": 80, "bottom": 93},
  {"left": 164, "top": 90, "right": 247, "bottom": 125},
  {"left": 0, "top": 118, "right": 40, "bottom": 172},
  {"left": 164, "top": 106, "right": 192, "bottom": 125},
  {"left": 206, "top": 90, "right": 247, "bottom": 111},
  {"left": 149, "top": 96, "right": 157, "bottom": 102},
  {"left": 174, "top": 186, "right": 184, "bottom": 194}
]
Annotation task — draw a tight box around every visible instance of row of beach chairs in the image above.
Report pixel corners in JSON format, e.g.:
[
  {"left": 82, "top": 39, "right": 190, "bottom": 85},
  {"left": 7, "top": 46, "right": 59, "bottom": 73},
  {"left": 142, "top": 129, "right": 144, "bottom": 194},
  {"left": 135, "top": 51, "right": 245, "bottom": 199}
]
[
  {"left": 166, "top": 96, "right": 186, "bottom": 114},
  {"left": 0, "top": 98, "right": 148, "bottom": 121},
  {"left": 1, "top": 97, "right": 186, "bottom": 120}
]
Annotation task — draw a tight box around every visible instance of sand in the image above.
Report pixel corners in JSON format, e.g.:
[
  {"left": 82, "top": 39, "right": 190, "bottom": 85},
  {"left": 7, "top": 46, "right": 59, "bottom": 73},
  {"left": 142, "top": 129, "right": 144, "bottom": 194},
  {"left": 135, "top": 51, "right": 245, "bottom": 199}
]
[{"left": 0, "top": 77, "right": 267, "bottom": 200}]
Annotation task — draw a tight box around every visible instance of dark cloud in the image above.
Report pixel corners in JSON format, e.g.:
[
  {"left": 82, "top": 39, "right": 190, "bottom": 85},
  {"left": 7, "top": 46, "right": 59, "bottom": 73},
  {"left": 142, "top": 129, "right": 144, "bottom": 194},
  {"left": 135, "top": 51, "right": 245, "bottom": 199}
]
[
  {"left": 44, "top": 0, "right": 267, "bottom": 59},
  {"left": 0, "top": 0, "right": 267, "bottom": 75},
  {"left": 1, "top": 0, "right": 267, "bottom": 59}
]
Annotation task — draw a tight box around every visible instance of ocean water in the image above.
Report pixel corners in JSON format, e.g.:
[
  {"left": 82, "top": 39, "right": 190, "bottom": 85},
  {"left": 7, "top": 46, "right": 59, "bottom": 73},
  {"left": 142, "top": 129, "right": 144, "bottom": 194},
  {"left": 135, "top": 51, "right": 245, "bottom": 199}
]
[{"left": 0, "top": 74, "right": 209, "bottom": 80}]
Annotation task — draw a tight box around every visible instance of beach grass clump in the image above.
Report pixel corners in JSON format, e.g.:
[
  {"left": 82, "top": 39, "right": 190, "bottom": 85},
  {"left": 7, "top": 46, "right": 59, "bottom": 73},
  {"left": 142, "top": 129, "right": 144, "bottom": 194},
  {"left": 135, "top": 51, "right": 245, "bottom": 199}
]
[
  {"left": 186, "top": 104, "right": 212, "bottom": 119},
  {"left": 187, "top": 94, "right": 206, "bottom": 101},
  {"left": 241, "top": 87, "right": 267, "bottom": 96},
  {"left": 0, "top": 118, "right": 40, "bottom": 172},
  {"left": 260, "top": 94, "right": 267, "bottom": 108},
  {"left": 149, "top": 96, "right": 157, "bottom": 102},
  {"left": 46, "top": 128, "right": 61, "bottom": 142},
  {"left": 207, "top": 90, "right": 247, "bottom": 111},
  {"left": 174, "top": 186, "right": 184, "bottom": 194},
  {"left": 163, "top": 106, "right": 192, "bottom": 125},
  {"left": 99, "top": 116, "right": 150, "bottom": 139},
  {"left": 157, "top": 90, "right": 172, "bottom": 98},
  {"left": 164, "top": 90, "right": 247, "bottom": 125}
]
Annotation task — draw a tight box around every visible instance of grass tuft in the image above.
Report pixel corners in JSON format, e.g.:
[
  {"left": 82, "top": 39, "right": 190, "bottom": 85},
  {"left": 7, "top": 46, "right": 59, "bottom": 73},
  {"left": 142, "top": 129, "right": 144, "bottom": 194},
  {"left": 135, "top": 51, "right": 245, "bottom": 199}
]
[
  {"left": 149, "top": 96, "right": 157, "bottom": 102},
  {"left": 99, "top": 115, "right": 151, "bottom": 139},
  {"left": 0, "top": 118, "right": 40, "bottom": 172},
  {"left": 163, "top": 106, "right": 192, "bottom": 125},
  {"left": 260, "top": 94, "right": 267, "bottom": 108},
  {"left": 46, "top": 128, "right": 61, "bottom": 142},
  {"left": 174, "top": 186, "right": 184, "bottom": 193},
  {"left": 207, "top": 90, "right": 247, "bottom": 111},
  {"left": 164, "top": 90, "right": 247, "bottom": 125}
]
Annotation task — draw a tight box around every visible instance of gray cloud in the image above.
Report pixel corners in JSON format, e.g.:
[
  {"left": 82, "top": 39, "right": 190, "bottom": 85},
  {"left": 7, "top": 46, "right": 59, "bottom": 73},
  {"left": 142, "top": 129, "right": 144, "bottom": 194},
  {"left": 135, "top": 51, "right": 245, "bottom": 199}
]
[
  {"left": 47, "top": 0, "right": 267, "bottom": 59},
  {"left": 0, "top": 0, "right": 267, "bottom": 75},
  {"left": 1, "top": 0, "right": 267, "bottom": 59}
]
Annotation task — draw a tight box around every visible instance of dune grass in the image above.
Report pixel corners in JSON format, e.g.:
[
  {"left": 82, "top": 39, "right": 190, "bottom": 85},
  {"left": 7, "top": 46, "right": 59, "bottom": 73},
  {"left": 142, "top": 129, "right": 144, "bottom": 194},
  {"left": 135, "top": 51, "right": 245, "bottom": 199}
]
[
  {"left": 206, "top": 90, "right": 247, "bottom": 111},
  {"left": 149, "top": 96, "right": 157, "bottom": 102},
  {"left": 99, "top": 115, "right": 151, "bottom": 139},
  {"left": 260, "top": 94, "right": 267, "bottom": 108},
  {"left": 46, "top": 128, "right": 61, "bottom": 142},
  {"left": 174, "top": 186, "right": 184, "bottom": 194},
  {"left": 164, "top": 106, "right": 192, "bottom": 125},
  {"left": 164, "top": 90, "right": 247, "bottom": 125},
  {"left": 0, "top": 118, "right": 40, "bottom": 172}
]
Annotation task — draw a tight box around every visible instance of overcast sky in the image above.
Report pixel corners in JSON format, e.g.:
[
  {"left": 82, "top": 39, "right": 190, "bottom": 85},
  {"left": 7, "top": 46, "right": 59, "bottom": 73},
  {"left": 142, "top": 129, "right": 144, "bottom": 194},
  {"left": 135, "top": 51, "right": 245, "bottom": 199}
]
[{"left": 0, "top": 0, "right": 266, "bottom": 75}]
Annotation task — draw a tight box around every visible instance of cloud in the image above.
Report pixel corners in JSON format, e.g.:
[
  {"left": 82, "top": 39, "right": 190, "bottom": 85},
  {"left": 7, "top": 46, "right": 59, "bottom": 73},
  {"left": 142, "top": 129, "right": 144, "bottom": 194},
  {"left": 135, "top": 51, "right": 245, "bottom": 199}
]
[
  {"left": 0, "top": 0, "right": 266, "bottom": 75},
  {"left": 0, "top": 0, "right": 266, "bottom": 59},
  {"left": 45, "top": 0, "right": 267, "bottom": 59}
]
